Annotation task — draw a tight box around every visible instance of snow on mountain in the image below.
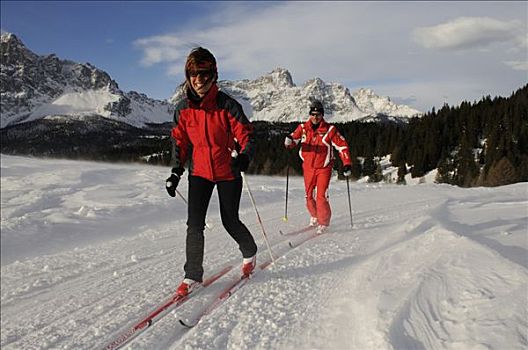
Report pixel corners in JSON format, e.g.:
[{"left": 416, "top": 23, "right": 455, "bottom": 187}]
[
  {"left": 170, "top": 68, "right": 423, "bottom": 123},
  {"left": 1, "top": 155, "right": 526, "bottom": 349},
  {"left": 26, "top": 88, "right": 120, "bottom": 122},
  {"left": 1, "top": 32, "right": 421, "bottom": 129},
  {"left": 0, "top": 32, "right": 172, "bottom": 128},
  {"left": 353, "top": 87, "right": 422, "bottom": 120}
]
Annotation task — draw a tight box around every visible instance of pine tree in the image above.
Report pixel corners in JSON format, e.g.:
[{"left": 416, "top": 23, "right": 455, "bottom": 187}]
[
  {"left": 351, "top": 157, "right": 362, "bottom": 180},
  {"left": 484, "top": 157, "right": 518, "bottom": 186},
  {"left": 397, "top": 163, "right": 407, "bottom": 184},
  {"left": 362, "top": 156, "right": 376, "bottom": 178},
  {"left": 453, "top": 128, "right": 480, "bottom": 187},
  {"left": 368, "top": 159, "right": 383, "bottom": 183}
]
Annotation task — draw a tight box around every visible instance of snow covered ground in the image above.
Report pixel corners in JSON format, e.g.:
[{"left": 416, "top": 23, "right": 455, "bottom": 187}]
[{"left": 1, "top": 155, "right": 527, "bottom": 350}]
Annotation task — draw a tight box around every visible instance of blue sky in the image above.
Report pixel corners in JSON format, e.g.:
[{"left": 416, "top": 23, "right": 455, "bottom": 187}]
[{"left": 2, "top": 1, "right": 527, "bottom": 112}]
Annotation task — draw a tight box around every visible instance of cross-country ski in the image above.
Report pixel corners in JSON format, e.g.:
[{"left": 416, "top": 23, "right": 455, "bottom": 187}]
[{"left": 102, "top": 265, "right": 232, "bottom": 350}]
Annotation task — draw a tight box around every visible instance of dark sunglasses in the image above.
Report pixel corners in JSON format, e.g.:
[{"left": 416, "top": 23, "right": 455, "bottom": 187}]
[
  {"left": 188, "top": 69, "right": 213, "bottom": 78},
  {"left": 310, "top": 112, "right": 322, "bottom": 117}
]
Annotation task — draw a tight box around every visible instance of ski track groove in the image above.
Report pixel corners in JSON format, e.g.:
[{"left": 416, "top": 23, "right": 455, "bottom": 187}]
[
  {"left": 1, "top": 221, "right": 241, "bottom": 349},
  {"left": 3, "top": 166, "right": 526, "bottom": 350},
  {"left": 109, "top": 197, "right": 314, "bottom": 349},
  {"left": 2, "top": 184, "right": 435, "bottom": 350},
  {"left": 386, "top": 229, "right": 528, "bottom": 350},
  {"left": 171, "top": 191, "right": 419, "bottom": 350},
  {"left": 2, "top": 252, "right": 179, "bottom": 347},
  {"left": 126, "top": 217, "right": 325, "bottom": 349}
]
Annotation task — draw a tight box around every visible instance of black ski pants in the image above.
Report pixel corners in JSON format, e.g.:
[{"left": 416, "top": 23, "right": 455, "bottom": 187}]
[{"left": 184, "top": 175, "right": 257, "bottom": 282}]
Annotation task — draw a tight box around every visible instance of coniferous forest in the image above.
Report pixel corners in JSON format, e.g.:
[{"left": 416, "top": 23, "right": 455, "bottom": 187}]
[
  {"left": 1, "top": 85, "right": 526, "bottom": 187},
  {"left": 247, "top": 84, "right": 528, "bottom": 187}
]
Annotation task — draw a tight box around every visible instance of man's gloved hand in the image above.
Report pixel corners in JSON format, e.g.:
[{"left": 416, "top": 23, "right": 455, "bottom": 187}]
[
  {"left": 166, "top": 167, "right": 184, "bottom": 197},
  {"left": 343, "top": 165, "right": 352, "bottom": 177},
  {"left": 232, "top": 153, "right": 250, "bottom": 172},
  {"left": 284, "top": 135, "right": 293, "bottom": 147}
]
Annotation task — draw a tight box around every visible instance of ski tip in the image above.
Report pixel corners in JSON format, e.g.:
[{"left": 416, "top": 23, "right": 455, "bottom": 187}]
[
  {"left": 179, "top": 319, "right": 196, "bottom": 328},
  {"left": 282, "top": 217, "right": 288, "bottom": 222}
]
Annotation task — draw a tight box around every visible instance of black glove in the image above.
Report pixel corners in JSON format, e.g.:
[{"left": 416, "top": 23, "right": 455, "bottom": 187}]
[
  {"left": 231, "top": 153, "right": 250, "bottom": 172},
  {"left": 166, "top": 167, "right": 184, "bottom": 197},
  {"left": 343, "top": 165, "right": 352, "bottom": 177}
]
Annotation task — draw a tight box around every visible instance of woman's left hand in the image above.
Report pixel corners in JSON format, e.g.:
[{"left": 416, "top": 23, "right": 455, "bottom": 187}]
[{"left": 232, "top": 153, "right": 250, "bottom": 172}]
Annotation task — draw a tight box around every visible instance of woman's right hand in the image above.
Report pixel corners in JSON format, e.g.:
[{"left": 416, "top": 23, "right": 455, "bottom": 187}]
[{"left": 165, "top": 168, "right": 184, "bottom": 197}]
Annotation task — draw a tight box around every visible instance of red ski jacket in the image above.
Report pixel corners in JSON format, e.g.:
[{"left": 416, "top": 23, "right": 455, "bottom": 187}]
[
  {"left": 287, "top": 119, "right": 351, "bottom": 169},
  {"left": 171, "top": 84, "right": 255, "bottom": 182}
]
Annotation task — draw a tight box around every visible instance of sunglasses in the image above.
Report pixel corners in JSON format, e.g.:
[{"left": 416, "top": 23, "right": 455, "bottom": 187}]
[
  {"left": 188, "top": 69, "right": 213, "bottom": 79},
  {"left": 310, "top": 112, "right": 322, "bottom": 117}
]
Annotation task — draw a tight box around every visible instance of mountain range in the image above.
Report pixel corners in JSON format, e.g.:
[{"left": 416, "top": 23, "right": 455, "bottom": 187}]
[
  {"left": 1, "top": 32, "right": 422, "bottom": 129},
  {"left": 170, "top": 68, "right": 422, "bottom": 123},
  {"left": 0, "top": 32, "right": 172, "bottom": 129}
]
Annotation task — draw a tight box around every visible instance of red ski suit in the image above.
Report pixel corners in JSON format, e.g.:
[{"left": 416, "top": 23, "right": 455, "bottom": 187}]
[
  {"left": 170, "top": 84, "right": 254, "bottom": 182},
  {"left": 287, "top": 119, "right": 351, "bottom": 226},
  {"left": 170, "top": 83, "right": 257, "bottom": 281}
]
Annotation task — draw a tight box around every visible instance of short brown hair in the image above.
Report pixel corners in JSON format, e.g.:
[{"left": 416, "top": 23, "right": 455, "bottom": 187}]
[{"left": 185, "top": 47, "right": 217, "bottom": 81}]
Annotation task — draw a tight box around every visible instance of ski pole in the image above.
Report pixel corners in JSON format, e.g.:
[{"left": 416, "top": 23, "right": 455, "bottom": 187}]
[
  {"left": 175, "top": 189, "right": 211, "bottom": 230},
  {"left": 283, "top": 164, "right": 289, "bottom": 222},
  {"left": 230, "top": 149, "right": 276, "bottom": 263},
  {"left": 241, "top": 172, "right": 276, "bottom": 264},
  {"left": 346, "top": 176, "right": 353, "bottom": 228},
  {"left": 175, "top": 189, "right": 188, "bottom": 204}
]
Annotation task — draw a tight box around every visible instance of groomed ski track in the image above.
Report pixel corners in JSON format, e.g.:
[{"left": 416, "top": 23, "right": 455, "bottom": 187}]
[{"left": 1, "top": 157, "right": 526, "bottom": 350}]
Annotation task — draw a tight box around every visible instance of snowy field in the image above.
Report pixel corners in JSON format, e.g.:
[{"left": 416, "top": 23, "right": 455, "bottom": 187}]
[{"left": 1, "top": 155, "right": 527, "bottom": 350}]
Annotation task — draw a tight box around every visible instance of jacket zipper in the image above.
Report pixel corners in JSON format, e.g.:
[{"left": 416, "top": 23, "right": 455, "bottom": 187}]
[{"left": 203, "top": 110, "right": 215, "bottom": 181}]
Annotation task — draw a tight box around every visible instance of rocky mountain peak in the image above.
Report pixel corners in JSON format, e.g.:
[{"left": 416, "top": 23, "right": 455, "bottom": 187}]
[
  {"left": 2, "top": 32, "right": 422, "bottom": 128},
  {"left": 1, "top": 32, "right": 25, "bottom": 48},
  {"left": 168, "top": 67, "right": 422, "bottom": 123},
  {"left": 249, "top": 67, "right": 295, "bottom": 90},
  {"left": 356, "top": 88, "right": 376, "bottom": 97},
  {"left": 1, "top": 32, "right": 18, "bottom": 42},
  {"left": 352, "top": 87, "right": 422, "bottom": 119},
  {"left": 1, "top": 32, "right": 38, "bottom": 66},
  {"left": 269, "top": 68, "right": 295, "bottom": 87},
  {"left": 1, "top": 32, "right": 172, "bottom": 128}
]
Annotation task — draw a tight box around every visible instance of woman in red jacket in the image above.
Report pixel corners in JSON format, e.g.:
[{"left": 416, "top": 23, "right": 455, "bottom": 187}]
[
  {"left": 284, "top": 100, "right": 352, "bottom": 234},
  {"left": 166, "top": 47, "right": 257, "bottom": 297}
]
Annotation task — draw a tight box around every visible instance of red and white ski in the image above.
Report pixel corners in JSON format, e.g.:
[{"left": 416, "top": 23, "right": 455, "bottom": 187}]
[
  {"left": 102, "top": 265, "right": 233, "bottom": 350},
  {"left": 179, "top": 261, "right": 272, "bottom": 328},
  {"left": 178, "top": 226, "right": 327, "bottom": 329}
]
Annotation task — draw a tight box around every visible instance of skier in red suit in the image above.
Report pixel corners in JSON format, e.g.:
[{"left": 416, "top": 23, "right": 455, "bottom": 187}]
[
  {"left": 284, "top": 100, "right": 352, "bottom": 234},
  {"left": 166, "top": 47, "right": 257, "bottom": 297}
]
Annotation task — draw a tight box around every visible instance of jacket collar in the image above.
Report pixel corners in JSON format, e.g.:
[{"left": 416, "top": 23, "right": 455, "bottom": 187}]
[
  {"left": 303, "top": 118, "right": 329, "bottom": 132},
  {"left": 187, "top": 83, "right": 218, "bottom": 110}
]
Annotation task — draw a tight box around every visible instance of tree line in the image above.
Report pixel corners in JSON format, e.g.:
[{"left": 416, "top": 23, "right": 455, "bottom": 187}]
[
  {"left": 224, "top": 84, "right": 526, "bottom": 187},
  {"left": 1, "top": 85, "right": 526, "bottom": 187}
]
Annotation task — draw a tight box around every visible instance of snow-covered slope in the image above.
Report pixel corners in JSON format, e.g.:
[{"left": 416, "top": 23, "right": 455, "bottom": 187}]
[
  {"left": 170, "top": 68, "right": 422, "bottom": 123},
  {"left": 1, "top": 155, "right": 526, "bottom": 349},
  {"left": 0, "top": 33, "right": 172, "bottom": 128}
]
